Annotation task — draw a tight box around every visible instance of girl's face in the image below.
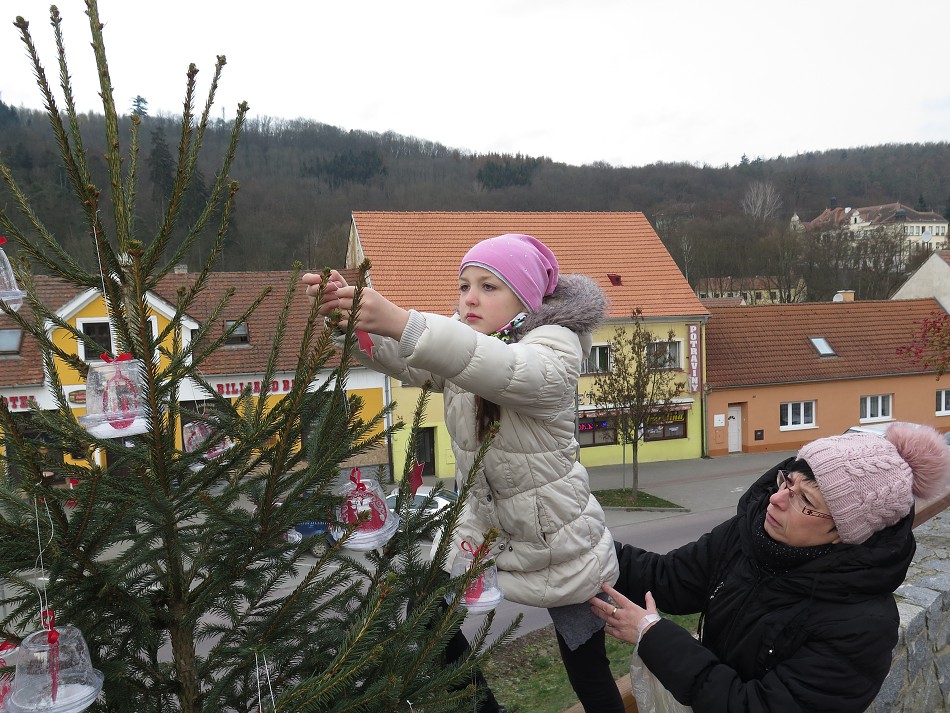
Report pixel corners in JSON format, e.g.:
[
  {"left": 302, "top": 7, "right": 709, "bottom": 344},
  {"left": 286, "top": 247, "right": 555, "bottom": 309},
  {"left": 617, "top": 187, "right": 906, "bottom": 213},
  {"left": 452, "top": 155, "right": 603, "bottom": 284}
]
[{"left": 458, "top": 266, "right": 525, "bottom": 335}]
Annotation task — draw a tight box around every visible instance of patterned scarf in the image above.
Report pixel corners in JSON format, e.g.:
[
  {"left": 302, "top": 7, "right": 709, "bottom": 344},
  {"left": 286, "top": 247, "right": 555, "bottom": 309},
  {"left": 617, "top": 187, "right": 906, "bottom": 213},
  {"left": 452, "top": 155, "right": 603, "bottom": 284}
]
[{"left": 488, "top": 312, "right": 528, "bottom": 343}]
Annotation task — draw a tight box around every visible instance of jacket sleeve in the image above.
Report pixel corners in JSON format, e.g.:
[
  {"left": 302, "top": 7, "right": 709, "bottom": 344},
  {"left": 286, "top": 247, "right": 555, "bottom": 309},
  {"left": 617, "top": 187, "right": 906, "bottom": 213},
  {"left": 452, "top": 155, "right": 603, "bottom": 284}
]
[
  {"left": 400, "top": 310, "right": 580, "bottom": 421},
  {"left": 638, "top": 608, "right": 897, "bottom": 713}
]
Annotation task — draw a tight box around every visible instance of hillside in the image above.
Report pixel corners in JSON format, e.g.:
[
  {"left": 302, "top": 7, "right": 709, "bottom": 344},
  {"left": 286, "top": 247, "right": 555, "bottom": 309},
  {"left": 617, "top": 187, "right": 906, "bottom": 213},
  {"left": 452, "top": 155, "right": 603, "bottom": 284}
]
[{"left": 1, "top": 99, "right": 947, "bottom": 290}]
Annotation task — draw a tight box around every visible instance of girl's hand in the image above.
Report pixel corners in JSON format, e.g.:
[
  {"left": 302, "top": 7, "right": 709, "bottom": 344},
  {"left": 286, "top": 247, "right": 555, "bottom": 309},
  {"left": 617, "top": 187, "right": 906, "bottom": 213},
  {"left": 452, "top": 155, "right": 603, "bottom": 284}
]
[
  {"left": 301, "top": 271, "right": 410, "bottom": 340},
  {"left": 589, "top": 584, "right": 660, "bottom": 645}
]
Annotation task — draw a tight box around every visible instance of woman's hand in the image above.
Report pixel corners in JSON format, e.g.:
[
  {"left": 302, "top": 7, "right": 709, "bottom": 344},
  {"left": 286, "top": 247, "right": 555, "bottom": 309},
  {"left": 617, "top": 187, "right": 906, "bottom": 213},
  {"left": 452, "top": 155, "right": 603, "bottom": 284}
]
[
  {"left": 300, "top": 269, "right": 410, "bottom": 340},
  {"left": 589, "top": 584, "right": 660, "bottom": 644}
]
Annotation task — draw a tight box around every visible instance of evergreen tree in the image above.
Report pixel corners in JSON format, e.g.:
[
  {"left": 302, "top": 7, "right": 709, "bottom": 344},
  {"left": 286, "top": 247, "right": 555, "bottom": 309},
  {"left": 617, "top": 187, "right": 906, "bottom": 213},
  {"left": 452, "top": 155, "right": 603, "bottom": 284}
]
[
  {"left": 148, "top": 127, "right": 175, "bottom": 207},
  {"left": 0, "top": 4, "right": 513, "bottom": 711}
]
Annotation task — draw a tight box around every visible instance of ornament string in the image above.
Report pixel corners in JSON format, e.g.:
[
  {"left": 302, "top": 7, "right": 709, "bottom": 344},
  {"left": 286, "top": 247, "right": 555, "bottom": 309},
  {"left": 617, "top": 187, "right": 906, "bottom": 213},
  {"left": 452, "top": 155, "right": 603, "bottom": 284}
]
[
  {"left": 33, "top": 498, "right": 60, "bottom": 702},
  {"left": 254, "top": 651, "right": 275, "bottom": 712}
]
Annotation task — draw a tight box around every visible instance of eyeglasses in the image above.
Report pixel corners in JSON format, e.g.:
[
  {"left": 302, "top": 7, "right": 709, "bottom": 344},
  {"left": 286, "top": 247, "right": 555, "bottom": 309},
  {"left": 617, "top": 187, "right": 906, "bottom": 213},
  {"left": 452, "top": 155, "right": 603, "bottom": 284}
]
[{"left": 775, "top": 470, "right": 834, "bottom": 520}]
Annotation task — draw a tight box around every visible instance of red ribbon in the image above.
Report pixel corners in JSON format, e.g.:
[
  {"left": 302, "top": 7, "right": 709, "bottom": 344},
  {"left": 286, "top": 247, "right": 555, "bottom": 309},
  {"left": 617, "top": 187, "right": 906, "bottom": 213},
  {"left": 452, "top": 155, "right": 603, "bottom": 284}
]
[
  {"left": 409, "top": 461, "right": 424, "bottom": 496},
  {"left": 41, "top": 610, "right": 59, "bottom": 702},
  {"left": 100, "top": 351, "right": 132, "bottom": 363},
  {"left": 349, "top": 467, "right": 366, "bottom": 492},
  {"left": 0, "top": 236, "right": 7, "bottom": 246},
  {"left": 356, "top": 330, "right": 375, "bottom": 358},
  {"left": 461, "top": 540, "right": 489, "bottom": 559}
]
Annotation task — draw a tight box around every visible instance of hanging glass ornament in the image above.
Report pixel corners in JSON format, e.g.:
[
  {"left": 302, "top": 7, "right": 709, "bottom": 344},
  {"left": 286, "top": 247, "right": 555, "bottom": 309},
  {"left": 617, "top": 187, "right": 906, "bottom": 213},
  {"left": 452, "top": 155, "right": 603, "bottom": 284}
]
[
  {"left": 78, "top": 354, "right": 148, "bottom": 438},
  {"left": 182, "top": 421, "right": 233, "bottom": 471},
  {"left": 331, "top": 468, "right": 398, "bottom": 551},
  {"left": 0, "top": 237, "right": 26, "bottom": 313},
  {"left": 447, "top": 540, "right": 504, "bottom": 614},
  {"left": 5, "top": 619, "right": 102, "bottom": 713},
  {"left": 0, "top": 639, "right": 17, "bottom": 713}
]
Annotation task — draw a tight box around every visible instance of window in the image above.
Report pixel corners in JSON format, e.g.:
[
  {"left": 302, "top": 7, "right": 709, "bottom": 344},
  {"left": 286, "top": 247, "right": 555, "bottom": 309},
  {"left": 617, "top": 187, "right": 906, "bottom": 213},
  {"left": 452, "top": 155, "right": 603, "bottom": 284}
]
[
  {"left": 0, "top": 328, "right": 22, "bottom": 354},
  {"left": 577, "top": 416, "right": 617, "bottom": 447},
  {"left": 583, "top": 345, "right": 610, "bottom": 374},
  {"left": 809, "top": 337, "right": 836, "bottom": 357},
  {"left": 225, "top": 320, "right": 249, "bottom": 345},
  {"left": 936, "top": 389, "right": 950, "bottom": 416},
  {"left": 860, "top": 394, "right": 892, "bottom": 422},
  {"left": 648, "top": 341, "right": 681, "bottom": 370},
  {"left": 643, "top": 410, "right": 688, "bottom": 441},
  {"left": 780, "top": 400, "right": 815, "bottom": 430},
  {"left": 77, "top": 320, "right": 113, "bottom": 362}
]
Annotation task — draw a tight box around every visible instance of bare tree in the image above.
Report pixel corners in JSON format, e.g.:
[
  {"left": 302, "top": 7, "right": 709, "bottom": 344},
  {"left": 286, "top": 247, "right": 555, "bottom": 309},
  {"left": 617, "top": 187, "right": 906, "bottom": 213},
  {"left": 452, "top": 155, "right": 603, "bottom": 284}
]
[
  {"left": 593, "top": 310, "right": 686, "bottom": 499},
  {"left": 741, "top": 180, "right": 784, "bottom": 223}
]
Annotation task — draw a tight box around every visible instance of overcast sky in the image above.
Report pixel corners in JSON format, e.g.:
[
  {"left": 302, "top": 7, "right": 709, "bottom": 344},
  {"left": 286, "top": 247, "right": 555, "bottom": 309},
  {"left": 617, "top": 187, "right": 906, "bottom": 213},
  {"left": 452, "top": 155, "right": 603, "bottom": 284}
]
[{"left": 3, "top": 0, "right": 950, "bottom": 168}]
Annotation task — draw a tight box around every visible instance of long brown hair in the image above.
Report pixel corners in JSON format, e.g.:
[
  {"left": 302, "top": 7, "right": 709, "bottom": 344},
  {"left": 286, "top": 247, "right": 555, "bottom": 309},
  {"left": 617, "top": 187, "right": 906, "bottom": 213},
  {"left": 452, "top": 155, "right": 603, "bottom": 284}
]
[{"left": 475, "top": 396, "right": 500, "bottom": 442}]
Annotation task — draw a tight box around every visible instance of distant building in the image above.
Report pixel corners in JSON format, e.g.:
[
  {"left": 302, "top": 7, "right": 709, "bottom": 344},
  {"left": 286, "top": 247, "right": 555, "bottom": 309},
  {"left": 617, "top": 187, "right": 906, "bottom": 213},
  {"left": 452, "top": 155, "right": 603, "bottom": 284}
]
[
  {"left": 803, "top": 201, "right": 949, "bottom": 250},
  {"left": 695, "top": 275, "right": 806, "bottom": 304},
  {"left": 891, "top": 249, "right": 950, "bottom": 311}
]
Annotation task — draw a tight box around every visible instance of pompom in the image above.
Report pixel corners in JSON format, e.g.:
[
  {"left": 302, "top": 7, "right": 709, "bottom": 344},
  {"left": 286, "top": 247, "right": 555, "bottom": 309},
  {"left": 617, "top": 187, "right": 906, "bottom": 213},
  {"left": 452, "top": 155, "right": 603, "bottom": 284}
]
[{"left": 885, "top": 424, "right": 950, "bottom": 499}]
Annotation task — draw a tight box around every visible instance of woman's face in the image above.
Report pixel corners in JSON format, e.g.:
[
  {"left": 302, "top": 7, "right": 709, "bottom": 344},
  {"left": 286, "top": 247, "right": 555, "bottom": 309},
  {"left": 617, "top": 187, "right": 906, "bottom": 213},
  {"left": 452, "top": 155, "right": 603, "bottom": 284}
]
[
  {"left": 458, "top": 266, "right": 525, "bottom": 335},
  {"left": 764, "top": 470, "right": 841, "bottom": 547}
]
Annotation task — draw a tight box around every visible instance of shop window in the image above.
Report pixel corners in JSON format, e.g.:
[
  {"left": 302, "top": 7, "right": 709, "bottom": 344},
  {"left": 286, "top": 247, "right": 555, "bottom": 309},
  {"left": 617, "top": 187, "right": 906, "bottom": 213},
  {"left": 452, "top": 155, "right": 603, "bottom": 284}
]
[
  {"left": 860, "top": 394, "right": 892, "bottom": 422},
  {"left": 644, "top": 410, "right": 688, "bottom": 441},
  {"left": 583, "top": 345, "right": 610, "bottom": 374},
  {"left": 780, "top": 400, "right": 815, "bottom": 430},
  {"left": 578, "top": 416, "right": 617, "bottom": 447}
]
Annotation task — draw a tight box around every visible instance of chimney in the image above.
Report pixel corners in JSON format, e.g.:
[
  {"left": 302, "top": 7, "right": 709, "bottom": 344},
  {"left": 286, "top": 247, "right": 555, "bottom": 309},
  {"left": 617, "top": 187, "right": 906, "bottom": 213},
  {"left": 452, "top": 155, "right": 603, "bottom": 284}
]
[
  {"left": 832, "top": 290, "right": 855, "bottom": 302},
  {"left": 173, "top": 263, "right": 188, "bottom": 274}
]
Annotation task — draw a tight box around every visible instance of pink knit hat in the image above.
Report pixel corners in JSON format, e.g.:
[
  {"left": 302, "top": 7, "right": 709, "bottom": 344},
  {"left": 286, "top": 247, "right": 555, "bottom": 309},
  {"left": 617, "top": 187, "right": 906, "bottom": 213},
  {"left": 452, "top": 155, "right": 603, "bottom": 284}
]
[
  {"left": 459, "top": 234, "right": 559, "bottom": 311},
  {"left": 799, "top": 424, "right": 950, "bottom": 544}
]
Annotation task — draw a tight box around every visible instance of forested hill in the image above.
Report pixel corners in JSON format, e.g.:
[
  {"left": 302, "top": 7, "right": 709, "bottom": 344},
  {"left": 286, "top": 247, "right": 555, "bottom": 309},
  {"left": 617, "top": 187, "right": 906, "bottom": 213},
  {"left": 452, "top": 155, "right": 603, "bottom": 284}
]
[{"left": 2, "top": 98, "right": 949, "bottom": 280}]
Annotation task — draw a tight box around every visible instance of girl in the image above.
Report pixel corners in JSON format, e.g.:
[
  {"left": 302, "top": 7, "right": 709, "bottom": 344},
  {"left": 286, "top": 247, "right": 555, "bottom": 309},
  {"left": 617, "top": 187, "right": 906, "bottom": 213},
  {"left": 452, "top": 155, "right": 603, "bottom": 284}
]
[{"left": 303, "top": 233, "right": 623, "bottom": 712}]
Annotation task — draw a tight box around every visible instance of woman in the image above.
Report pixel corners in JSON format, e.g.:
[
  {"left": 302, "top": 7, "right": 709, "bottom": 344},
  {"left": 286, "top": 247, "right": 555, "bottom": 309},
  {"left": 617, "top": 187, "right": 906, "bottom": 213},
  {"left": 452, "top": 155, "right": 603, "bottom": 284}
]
[
  {"left": 590, "top": 423, "right": 950, "bottom": 713},
  {"left": 303, "top": 233, "right": 622, "bottom": 712}
]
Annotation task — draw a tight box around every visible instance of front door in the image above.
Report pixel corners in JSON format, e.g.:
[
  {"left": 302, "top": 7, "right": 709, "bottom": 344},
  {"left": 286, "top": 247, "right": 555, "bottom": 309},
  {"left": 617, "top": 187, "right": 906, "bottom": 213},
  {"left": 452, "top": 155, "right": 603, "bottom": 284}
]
[
  {"left": 727, "top": 406, "right": 742, "bottom": 453},
  {"left": 416, "top": 427, "right": 436, "bottom": 476}
]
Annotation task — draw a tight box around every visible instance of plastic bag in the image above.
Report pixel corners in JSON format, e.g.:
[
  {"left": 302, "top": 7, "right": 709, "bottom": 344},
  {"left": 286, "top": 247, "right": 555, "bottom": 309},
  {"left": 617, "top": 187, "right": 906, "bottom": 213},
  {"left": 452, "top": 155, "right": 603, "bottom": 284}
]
[{"left": 630, "top": 647, "right": 692, "bottom": 713}]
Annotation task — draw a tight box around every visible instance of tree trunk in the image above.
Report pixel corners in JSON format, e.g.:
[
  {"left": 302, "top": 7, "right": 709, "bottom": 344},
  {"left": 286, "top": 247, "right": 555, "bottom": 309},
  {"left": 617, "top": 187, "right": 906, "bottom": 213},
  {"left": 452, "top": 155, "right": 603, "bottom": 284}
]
[{"left": 630, "top": 440, "right": 640, "bottom": 501}]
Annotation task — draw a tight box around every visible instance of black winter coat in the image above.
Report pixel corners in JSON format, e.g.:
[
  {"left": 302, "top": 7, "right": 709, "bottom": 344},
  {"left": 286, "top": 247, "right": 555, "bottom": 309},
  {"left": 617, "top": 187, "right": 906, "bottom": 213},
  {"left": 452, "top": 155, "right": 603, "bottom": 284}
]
[{"left": 615, "top": 458, "right": 915, "bottom": 713}]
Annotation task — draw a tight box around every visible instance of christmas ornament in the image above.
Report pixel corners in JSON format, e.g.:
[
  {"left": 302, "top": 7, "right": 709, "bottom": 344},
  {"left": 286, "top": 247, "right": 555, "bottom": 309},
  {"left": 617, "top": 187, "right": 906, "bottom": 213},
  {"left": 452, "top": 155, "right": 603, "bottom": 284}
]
[
  {"left": 448, "top": 540, "right": 503, "bottom": 614},
  {"left": 78, "top": 354, "right": 147, "bottom": 438},
  {"left": 332, "top": 468, "right": 398, "bottom": 551},
  {"left": 182, "top": 421, "right": 233, "bottom": 471},
  {"left": 1, "top": 639, "right": 17, "bottom": 713},
  {"left": 0, "top": 237, "right": 26, "bottom": 313},
  {"left": 5, "top": 623, "right": 102, "bottom": 713}
]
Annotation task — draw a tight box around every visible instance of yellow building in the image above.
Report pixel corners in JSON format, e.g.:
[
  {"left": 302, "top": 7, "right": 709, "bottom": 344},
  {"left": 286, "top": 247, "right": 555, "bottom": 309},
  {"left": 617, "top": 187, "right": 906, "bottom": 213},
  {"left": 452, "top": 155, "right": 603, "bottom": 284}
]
[
  {"left": 0, "top": 271, "right": 388, "bottom": 481},
  {"left": 346, "top": 211, "right": 710, "bottom": 480}
]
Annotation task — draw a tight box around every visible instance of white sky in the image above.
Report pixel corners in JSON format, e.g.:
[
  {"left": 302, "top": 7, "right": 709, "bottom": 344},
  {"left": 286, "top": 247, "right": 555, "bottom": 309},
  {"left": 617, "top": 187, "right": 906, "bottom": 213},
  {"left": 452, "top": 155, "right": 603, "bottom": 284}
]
[{"left": 3, "top": 0, "right": 950, "bottom": 168}]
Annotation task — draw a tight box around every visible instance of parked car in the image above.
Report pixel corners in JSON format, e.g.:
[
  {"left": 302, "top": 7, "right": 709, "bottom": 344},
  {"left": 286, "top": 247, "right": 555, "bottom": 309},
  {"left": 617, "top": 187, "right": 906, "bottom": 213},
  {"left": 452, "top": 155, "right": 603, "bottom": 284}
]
[
  {"left": 385, "top": 485, "right": 458, "bottom": 519},
  {"left": 845, "top": 422, "right": 950, "bottom": 448}
]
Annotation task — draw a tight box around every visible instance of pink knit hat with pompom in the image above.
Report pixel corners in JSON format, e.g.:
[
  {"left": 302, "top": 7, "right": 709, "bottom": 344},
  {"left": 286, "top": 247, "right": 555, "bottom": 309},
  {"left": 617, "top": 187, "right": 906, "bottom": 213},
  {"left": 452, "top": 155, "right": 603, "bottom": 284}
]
[{"left": 798, "top": 423, "right": 950, "bottom": 544}]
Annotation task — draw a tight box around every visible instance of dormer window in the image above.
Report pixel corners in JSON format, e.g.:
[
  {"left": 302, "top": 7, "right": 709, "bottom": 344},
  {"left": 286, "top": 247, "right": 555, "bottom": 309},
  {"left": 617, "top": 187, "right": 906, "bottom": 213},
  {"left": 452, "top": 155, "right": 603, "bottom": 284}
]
[
  {"left": 0, "top": 328, "right": 22, "bottom": 354},
  {"left": 225, "top": 320, "right": 249, "bottom": 345},
  {"left": 809, "top": 336, "right": 836, "bottom": 357}
]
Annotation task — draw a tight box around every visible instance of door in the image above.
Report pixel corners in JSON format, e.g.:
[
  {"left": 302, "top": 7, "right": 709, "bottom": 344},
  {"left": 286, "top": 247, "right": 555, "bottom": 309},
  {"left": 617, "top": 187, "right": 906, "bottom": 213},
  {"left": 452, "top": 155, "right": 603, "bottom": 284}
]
[
  {"left": 727, "top": 406, "right": 742, "bottom": 453},
  {"left": 416, "top": 427, "right": 436, "bottom": 476}
]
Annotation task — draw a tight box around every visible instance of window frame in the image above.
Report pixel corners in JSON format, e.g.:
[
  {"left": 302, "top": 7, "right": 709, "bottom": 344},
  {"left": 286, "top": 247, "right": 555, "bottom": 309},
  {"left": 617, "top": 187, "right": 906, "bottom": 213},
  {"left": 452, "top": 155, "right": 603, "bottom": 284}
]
[
  {"left": 779, "top": 400, "right": 816, "bottom": 431},
  {"left": 936, "top": 389, "right": 950, "bottom": 416},
  {"left": 647, "top": 340, "right": 682, "bottom": 370},
  {"left": 0, "top": 328, "right": 23, "bottom": 354},
  {"left": 224, "top": 319, "right": 249, "bottom": 345},
  {"left": 859, "top": 394, "right": 893, "bottom": 423},
  {"left": 76, "top": 318, "right": 114, "bottom": 362},
  {"left": 582, "top": 344, "right": 610, "bottom": 375}
]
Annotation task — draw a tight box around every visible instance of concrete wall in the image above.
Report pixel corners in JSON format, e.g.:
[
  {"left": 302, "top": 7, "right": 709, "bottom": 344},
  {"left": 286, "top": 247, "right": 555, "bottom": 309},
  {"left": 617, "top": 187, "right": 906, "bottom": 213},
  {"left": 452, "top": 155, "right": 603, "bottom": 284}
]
[{"left": 868, "top": 509, "right": 950, "bottom": 712}]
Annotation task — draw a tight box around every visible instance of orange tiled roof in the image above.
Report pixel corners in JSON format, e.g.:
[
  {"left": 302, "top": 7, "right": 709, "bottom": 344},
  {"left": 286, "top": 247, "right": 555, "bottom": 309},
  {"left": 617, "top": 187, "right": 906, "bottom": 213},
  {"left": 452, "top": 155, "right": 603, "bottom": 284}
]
[
  {"left": 1, "top": 270, "right": 357, "bottom": 388},
  {"left": 349, "top": 212, "right": 708, "bottom": 320},
  {"left": 1, "top": 275, "right": 85, "bottom": 388},
  {"left": 700, "top": 296, "right": 745, "bottom": 307},
  {"left": 705, "top": 299, "right": 946, "bottom": 388}
]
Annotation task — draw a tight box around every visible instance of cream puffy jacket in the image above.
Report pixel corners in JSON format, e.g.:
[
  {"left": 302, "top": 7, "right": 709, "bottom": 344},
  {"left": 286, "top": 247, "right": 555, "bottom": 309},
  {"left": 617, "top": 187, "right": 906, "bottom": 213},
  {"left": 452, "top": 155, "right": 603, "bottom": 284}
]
[{"left": 350, "top": 274, "right": 619, "bottom": 607}]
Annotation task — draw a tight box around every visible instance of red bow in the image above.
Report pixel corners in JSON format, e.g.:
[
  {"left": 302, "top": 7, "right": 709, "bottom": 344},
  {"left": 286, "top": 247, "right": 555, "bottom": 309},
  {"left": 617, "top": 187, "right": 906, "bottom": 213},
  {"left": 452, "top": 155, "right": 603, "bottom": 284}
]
[
  {"left": 100, "top": 351, "right": 132, "bottom": 363},
  {"left": 461, "top": 540, "right": 489, "bottom": 559},
  {"left": 349, "top": 467, "right": 366, "bottom": 492},
  {"left": 0, "top": 236, "right": 7, "bottom": 246}
]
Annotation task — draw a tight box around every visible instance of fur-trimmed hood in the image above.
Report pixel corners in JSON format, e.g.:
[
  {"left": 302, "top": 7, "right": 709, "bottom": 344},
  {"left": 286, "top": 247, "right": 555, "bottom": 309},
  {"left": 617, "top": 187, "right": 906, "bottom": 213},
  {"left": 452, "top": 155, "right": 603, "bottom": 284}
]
[{"left": 514, "top": 273, "right": 607, "bottom": 338}]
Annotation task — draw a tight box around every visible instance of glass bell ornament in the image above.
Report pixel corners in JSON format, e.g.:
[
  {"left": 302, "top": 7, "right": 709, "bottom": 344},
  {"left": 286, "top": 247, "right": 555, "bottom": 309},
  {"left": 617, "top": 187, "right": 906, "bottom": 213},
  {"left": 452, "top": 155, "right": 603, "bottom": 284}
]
[
  {"left": 78, "top": 354, "right": 148, "bottom": 438},
  {"left": 447, "top": 540, "right": 504, "bottom": 614},
  {"left": 0, "top": 237, "right": 26, "bottom": 313},
  {"left": 182, "top": 420, "right": 233, "bottom": 471},
  {"left": 331, "top": 468, "right": 398, "bottom": 551},
  {"left": 1, "top": 639, "right": 18, "bottom": 713},
  {"left": 5, "top": 626, "right": 102, "bottom": 713}
]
